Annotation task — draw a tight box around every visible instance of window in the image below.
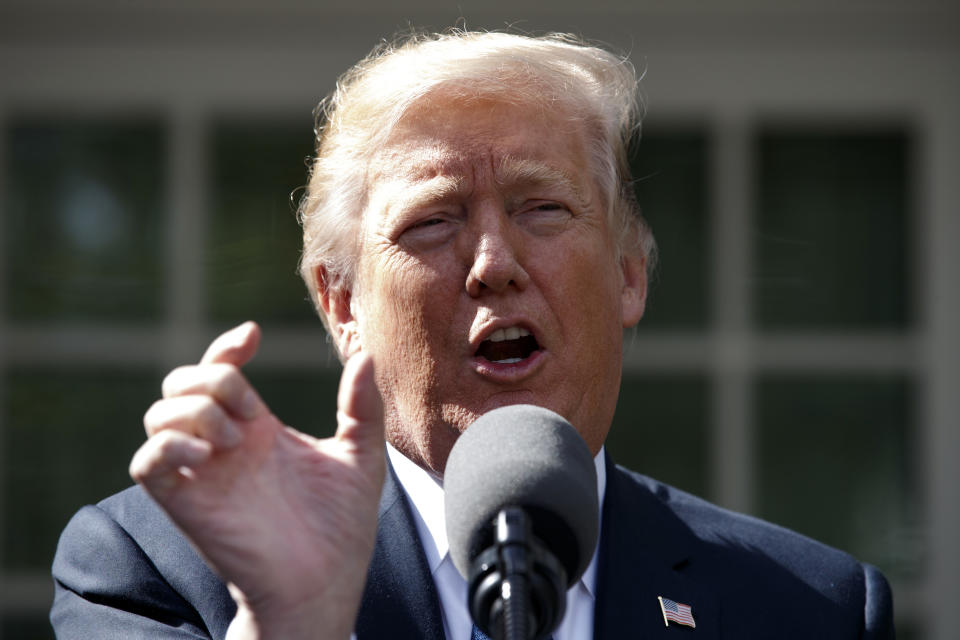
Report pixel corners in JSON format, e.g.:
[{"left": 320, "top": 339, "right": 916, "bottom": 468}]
[{"left": 5, "top": 119, "right": 165, "bottom": 323}]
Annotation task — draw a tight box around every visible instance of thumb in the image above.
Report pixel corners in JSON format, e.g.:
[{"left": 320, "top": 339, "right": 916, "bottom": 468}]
[{"left": 335, "top": 353, "right": 385, "bottom": 453}]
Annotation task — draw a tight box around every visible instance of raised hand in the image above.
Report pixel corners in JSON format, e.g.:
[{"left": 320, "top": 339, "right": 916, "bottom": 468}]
[{"left": 130, "top": 322, "right": 385, "bottom": 639}]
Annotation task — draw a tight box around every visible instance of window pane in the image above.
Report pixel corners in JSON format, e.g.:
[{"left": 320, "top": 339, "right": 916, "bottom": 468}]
[
  {"left": 630, "top": 129, "right": 710, "bottom": 329},
  {"left": 1, "top": 613, "right": 53, "bottom": 640},
  {"left": 893, "top": 621, "right": 921, "bottom": 640},
  {"left": 207, "top": 121, "right": 317, "bottom": 326},
  {"left": 4, "top": 119, "right": 165, "bottom": 322},
  {"left": 755, "top": 374, "right": 920, "bottom": 580},
  {"left": 3, "top": 369, "right": 156, "bottom": 570},
  {"left": 246, "top": 367, "right": 341, "bottom": 439},
  {"left": 608, "top": 374, "right": 709, "bottom": 498},
  {"left": 754, "top": 129, "right": 911, "bottom": 329}
]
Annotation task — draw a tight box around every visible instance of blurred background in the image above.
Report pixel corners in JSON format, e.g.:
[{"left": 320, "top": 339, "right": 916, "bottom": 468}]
[{"left": 0, "top": 0, "right": 957, "bottom": 638}]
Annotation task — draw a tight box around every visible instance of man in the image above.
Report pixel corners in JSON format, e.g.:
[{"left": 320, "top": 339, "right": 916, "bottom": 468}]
[{"left": 51, "top": 30, "right": 894, "bottom": 639}]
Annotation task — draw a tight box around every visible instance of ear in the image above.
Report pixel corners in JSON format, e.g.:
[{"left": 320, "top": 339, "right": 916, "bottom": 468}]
[
  {"left": 315, "top": 265, "right": 362, "bottom": 358},
  {"left": 620, "top": 251, "right": 647, "bottom": 328}
]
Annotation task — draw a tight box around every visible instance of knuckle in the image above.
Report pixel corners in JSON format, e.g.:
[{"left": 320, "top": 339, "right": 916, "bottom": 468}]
[
  {"left": 194, "top": 396, "right": 226, "bottom": 432},
  {"left": 161, "top": 365, "right": 192, "bottom": 397},
  {"left": 128, "top": 448, "right": 147, "bottom": 481},
  {"left": 211, "top": 363, "right": 243, "bottom": 397},
  {"left": 154, "top": 430, "right": 182, "bottom": 457},
  {"left": 143, "top": 399, "right": 166, "bottom": 432}
]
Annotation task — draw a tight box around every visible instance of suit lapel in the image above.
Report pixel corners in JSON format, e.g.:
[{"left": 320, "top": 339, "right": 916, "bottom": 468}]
[
  {"left": 594, "top": 454, "right": 719, "bottom": 640},
  {"left": 355, "top": 458, "right": 446, "bottom": 640},
  {"left": 355, "top": 452, "right": 722, "bottom": 640}
]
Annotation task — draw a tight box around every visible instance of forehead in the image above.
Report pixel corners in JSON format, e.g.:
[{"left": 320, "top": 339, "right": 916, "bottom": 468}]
[{"left": 368, "top": 96, "right": 594, "bottom": 190}]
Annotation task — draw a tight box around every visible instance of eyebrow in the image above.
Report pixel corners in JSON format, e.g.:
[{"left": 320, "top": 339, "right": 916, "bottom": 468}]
[
  {"left": 495, "top": 156, "right": 591, "bottom": 210},
  {"left": 375, "top": 150, "right": 592, "bottom": 218},
  {"left": 378, "top": 173, "right": 464, "bottom": 224}
]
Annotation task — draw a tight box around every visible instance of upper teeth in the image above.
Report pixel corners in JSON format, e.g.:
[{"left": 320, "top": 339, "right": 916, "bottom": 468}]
[{"left": 487, "top": 326, "right": 531, "bottom": 342}]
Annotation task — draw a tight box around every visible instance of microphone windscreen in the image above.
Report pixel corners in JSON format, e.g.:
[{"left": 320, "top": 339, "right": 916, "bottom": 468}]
[{"left": 444, "top": 404, "right": 599, "bottom": 586}]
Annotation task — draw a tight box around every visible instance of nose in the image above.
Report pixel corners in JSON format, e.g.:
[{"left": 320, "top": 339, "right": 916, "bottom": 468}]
[{"left": 464, "top": 215, "right": 530, "bottom": 297}]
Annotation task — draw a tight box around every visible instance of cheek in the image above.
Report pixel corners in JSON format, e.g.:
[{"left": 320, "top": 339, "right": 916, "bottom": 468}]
[
  {"left": 554, "top": 251, "right": 625, "bottom": 361},
  {"left": 360, "top": 254, "right": 459, "bottom": 365},
  {"left": 556, "top": 244, "right": 622, "bottom": 315}
]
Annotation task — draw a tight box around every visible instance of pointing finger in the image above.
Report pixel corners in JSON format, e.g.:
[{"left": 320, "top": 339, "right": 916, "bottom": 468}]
[
  {"left": 144, "top": 395, "right": 245, "bottom": 450},
  {"left": 162, "top": 363, "right": 263, "bottom": 421},
  {"left": 130, "top": 429, "right": 213, "bottom": 496}
]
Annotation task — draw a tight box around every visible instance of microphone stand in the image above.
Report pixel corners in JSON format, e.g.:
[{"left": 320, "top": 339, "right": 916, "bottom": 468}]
[
  {"left": 497, "top": 507, "right": 532, "bottom": 640},
  {"left": 468, "top": 507, "right": 566, "bottom": 640}
]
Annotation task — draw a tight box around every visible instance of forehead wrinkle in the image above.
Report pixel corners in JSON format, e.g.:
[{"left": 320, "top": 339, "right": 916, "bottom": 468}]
[
  {"left": 495, "top": 155, "right": 591, "bottom": 210},
  {"left": 372, "top": 138, "right": 595, "bottom": 218},
  {"left": 376, "top": 143, "right": 475, "bottom": 189},
  {"left": 368, "top": 145, "right": 470, "bottom": 225}
]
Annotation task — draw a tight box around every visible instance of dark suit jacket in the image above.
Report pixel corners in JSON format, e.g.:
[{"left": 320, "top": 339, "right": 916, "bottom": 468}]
[{"left": 51, "top": 454, "right": 894, "bottom": 639}]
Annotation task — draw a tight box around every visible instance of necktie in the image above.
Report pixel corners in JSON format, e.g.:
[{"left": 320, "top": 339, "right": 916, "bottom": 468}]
[{"left": 471, "top": 626, "right": 492, "bottom": 640}]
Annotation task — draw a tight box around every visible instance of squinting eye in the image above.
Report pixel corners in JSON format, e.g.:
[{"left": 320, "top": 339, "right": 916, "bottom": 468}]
[
  {"left": 399, "top": 215, "right": 457, "bottom": 250},
  {"left": 413, "top": 218, "right": 446, "bottom": 228},
  {"left": 402, "top": 217, "right": 449, "bottom": 236},
  {"left": 515, "top": 201, "right": 572, "bottom": 235},
  {"left": 525, "top": 201, "right": 571, "bottom": 216},
  {"left": 523, "top": 201, "right": 571, "bottom": 218}
]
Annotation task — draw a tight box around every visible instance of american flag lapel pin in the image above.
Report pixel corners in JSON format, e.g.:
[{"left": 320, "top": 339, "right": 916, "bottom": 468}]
[{"left": 658, "top": 596, "right": 696, "bottom": 629}]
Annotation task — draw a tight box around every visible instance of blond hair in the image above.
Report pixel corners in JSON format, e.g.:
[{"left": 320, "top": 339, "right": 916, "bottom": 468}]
[{"left": 298, "top": 30, "right": 655, "bottom": 331}]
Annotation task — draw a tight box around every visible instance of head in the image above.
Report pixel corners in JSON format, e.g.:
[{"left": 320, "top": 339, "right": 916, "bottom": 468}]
[{"left": 299, "top": 30, "right": 655, "bottom": 474}]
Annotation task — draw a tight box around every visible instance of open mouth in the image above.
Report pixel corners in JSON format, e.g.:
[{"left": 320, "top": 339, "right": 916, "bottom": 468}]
[{"left": 475, "top": 326, "right": 541, "bottom": 364}]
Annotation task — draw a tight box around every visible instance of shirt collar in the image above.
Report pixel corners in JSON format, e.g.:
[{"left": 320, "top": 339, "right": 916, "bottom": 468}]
[{"left": 386, "top": 442, "right": 607, "bottom": 598}]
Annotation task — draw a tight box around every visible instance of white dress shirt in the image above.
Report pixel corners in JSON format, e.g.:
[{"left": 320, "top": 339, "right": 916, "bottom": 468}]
[{"left": 386, "top": 443, "right": 607, "bottom": 640}]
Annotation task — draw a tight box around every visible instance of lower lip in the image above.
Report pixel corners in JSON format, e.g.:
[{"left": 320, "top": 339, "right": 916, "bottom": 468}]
[{"left": 471, "top": 349, "right": 545, "bottom": 382}]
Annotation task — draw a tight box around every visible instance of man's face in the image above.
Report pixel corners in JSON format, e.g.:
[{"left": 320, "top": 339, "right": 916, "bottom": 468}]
[{"left": 348, "top": 95, "right": 646, "bottom": 474}]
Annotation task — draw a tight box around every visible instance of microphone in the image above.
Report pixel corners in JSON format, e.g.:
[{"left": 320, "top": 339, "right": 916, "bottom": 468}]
[{"left": 444, "top": 405, "right": 599, "bottom": 640}]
